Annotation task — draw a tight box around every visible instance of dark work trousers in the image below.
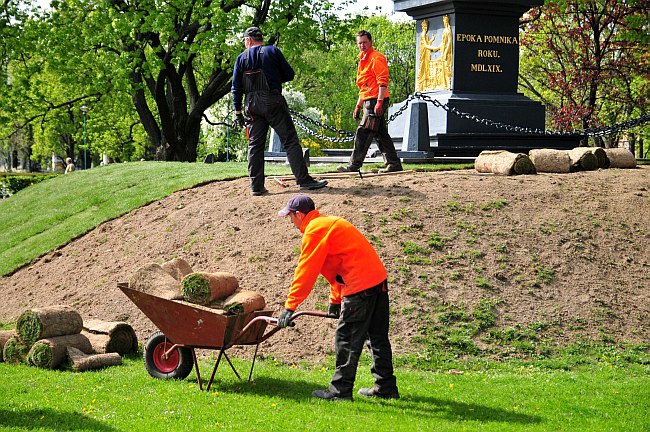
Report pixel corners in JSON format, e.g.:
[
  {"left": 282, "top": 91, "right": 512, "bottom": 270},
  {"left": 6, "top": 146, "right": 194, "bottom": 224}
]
[
  {"left": 328, "top": 281, "right": 398, "bottom": 398},
  {"left": 349, "top": 98, "right": 402, "bottom": 170},
  {"left": 245, "top": 90, "right": 312, "bottom": 192}
]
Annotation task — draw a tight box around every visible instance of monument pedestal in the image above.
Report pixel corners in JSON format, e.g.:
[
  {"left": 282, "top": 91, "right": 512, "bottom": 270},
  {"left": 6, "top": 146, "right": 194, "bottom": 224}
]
[{"left": 391, "top": 0, "right": 581, "bottom": 157}]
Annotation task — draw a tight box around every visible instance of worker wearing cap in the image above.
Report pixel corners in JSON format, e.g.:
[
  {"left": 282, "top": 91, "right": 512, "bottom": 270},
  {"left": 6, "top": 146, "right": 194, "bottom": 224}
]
[
  {"left": 232, "top": 27, "right": 327, "bottom": 196},
  {"left": 277, "top": 194, "right": 400, "bottom": 401},
  {"left": 338, "top": 30, "right": 403, "bottom": 174}
]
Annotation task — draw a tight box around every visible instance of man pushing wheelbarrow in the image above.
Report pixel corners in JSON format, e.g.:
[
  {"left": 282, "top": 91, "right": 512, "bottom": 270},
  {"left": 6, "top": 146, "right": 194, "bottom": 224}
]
[{"left": 276, "top": 194, "right": 400, "bottom": 401}]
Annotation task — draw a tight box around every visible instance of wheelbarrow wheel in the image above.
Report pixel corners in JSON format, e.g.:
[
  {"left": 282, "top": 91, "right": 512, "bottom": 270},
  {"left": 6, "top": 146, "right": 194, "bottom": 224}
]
[{"left": 143, "top": 331, "right": 193, "bottom": 380}]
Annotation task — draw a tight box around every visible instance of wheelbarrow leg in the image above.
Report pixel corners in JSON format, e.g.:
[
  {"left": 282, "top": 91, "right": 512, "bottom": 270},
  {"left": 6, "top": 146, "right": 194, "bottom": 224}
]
[
  {"left": 222, "top": 351, "right": 242, "bottom": 380},
  {"left": 191, "top": 349, "right": 203, "bottom": 391},
  {"left": 248, "top": 343, "right": 261, "bottom": 382},
  {"left": 206, "top": 349, "right": 225, "bottom": 392}
]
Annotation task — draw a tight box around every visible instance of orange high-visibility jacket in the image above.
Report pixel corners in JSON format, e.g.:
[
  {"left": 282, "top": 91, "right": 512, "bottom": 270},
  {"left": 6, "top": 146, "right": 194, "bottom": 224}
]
[
  {"left": 356, "top": 47, "right": 390, "bottom": 101},
  {"left": 285, "top": 210, "right": 387, "bottom": 311}
]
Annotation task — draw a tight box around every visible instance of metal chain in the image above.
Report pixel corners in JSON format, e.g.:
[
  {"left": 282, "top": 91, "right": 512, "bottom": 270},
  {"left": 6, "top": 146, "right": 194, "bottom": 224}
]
[
  {"left": 212, "top": 95, "right": 648, "bottom": 142},
  {"left": 289, "top": 109, "right": 355, "bottom": 137},
  {"left": 412, "top": 93, "right": 650, "bottom": 137},
  {"left": 292, "top": 116, "right": 355, "bottom": 143}
]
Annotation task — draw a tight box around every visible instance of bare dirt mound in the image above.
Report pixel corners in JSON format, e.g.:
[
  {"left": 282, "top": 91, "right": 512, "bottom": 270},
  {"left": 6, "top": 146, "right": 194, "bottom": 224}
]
[{"left": 1, "top": 167, "right": 648, "bottom": 362}]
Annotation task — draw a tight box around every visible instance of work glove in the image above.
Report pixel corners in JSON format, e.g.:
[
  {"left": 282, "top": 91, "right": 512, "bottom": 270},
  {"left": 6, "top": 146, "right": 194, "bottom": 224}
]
[
  {"left": 328, "top": 303, "right": 341, "bottom": 319},
  {"left": 353, "top": 104, "right": 362, "bottom": 121},
  {"left": 277, "top": 308, "right": 294, "bottom": 328},
  {"left": 233, "top": 112, "right": 246, "bottom": 128},
  {"left": 374, "top": 99, "right": 384, "bottom": 117}
]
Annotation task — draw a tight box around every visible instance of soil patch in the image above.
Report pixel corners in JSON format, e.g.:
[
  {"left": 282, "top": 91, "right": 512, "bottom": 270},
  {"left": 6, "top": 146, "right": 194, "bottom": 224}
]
[{"left": 1, "top": 167, "right": 649, "bottom": 362}]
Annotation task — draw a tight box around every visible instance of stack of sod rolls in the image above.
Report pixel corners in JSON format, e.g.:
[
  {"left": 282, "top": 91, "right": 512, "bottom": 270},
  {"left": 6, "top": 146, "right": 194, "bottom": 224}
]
[
  {"left": 9, "top": 305, "right": 92, "bottom": 368},
  {"left": 81, "top": 319, "right": 138, "bottom": 355},
  {"left": 527, "top": 147, "right": 634, "bottom": 174},
  {"left": 474, "top": 150, "right": 536, "bottom": 176}
]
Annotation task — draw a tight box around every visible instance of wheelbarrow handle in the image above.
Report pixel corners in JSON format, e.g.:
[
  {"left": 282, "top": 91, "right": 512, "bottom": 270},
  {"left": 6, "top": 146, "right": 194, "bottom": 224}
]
[{"left": 228, "top": 310, "right": 336, "bottom": 348}]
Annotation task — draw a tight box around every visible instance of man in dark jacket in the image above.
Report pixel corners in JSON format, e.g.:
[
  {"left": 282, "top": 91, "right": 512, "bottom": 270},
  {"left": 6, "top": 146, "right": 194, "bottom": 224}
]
[{"left": 232, "top": 27, "right": 327, "bottom": 196}]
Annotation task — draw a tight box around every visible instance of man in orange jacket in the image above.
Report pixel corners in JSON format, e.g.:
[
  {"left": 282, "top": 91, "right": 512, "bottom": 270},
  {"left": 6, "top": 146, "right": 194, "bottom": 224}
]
[
  {"left": 277, "top": 194, "right": 399, "bottom": 401},
  {"left": 338, "top": 30, "right": 403, "bottom": 174}
]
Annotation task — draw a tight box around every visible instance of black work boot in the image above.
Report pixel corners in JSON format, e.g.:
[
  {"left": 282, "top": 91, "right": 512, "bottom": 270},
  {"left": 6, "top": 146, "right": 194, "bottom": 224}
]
[
  {"left": 357, "top": 387, "right": 400, "bottom": 399},
  {"left": 312, "top": 389, "right": 353, "bottom": 401}
]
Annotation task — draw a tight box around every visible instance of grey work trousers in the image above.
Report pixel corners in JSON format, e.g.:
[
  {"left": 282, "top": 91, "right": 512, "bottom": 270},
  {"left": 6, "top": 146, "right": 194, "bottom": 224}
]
[
  {"left": 328, "top": 281, "right": 398, "bottom": 398},
  {"left": 245, "top": 90, "right": 312, "bottom": 191},
  {"left": 348, "top": 98, "right": 402, "bottom": 170}
]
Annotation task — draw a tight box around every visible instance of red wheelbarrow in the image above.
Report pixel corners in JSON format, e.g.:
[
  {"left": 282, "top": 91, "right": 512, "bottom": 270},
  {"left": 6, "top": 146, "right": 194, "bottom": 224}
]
[{"left": 118, "top": 282, "right": 332, "bottom": 391}]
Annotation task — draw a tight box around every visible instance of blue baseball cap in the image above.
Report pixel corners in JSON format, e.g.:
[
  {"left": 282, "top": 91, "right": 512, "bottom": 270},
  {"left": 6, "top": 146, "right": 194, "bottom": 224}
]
[{"left": 278, "top": 194, "right": 315, "bottom": 217}]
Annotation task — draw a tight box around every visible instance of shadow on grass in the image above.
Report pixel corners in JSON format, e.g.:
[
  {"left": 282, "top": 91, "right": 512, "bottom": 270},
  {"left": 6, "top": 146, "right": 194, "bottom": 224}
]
[
  {"left": 368, "top": 394, "right": 543, "bottom": 425},
  {"left": 210, "top": 376, "right": 543, "bottom": 425},
  {"left": 0, "top": 407, "right": 118, "bottom": 431}
]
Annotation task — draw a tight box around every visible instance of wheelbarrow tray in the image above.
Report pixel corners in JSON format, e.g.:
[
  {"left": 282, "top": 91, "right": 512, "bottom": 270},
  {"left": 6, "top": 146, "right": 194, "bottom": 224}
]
[{"left": 117, "top": 282, "right": 271, "bottom": 349}]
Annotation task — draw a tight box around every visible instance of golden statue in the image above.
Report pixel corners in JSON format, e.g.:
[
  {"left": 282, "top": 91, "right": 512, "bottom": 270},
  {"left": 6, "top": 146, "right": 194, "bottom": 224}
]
[
  {"left": 416, "top": 19, "right": 436, "bottom": 91},
  {"left": 430, "top": 15, "right": 453, "bottom": 90},
  {"left": 416, "top": 15, "right": 453, "bottom": 91}
]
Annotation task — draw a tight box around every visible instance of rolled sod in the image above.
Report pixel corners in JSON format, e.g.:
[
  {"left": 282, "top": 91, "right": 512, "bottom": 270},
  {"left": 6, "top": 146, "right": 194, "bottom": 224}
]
[
  {"left": 67, "top": 347, "right": 122, "bottom": 372},
  {"left": 27, "top": 333, "right": 93, "bottom": 369},
  {"left": 475, "top": 150, "right": 536, "bottom": 176},
  {"left": 592, "top": 147, "right": 610, "bottom": 168},
  {"left": 568, "top": 147, "right": 598, "bottom": 171},
  {"left": 82, "top": 319, "right": 138, "bottom": 355},
  {"left": 223, "top": 290, "right": 266, "bottom": 315},
  {"left": 161, "top": 257, "right": 193, "bottom": 282},
  {"left": 3, "top": 336, "right": 30, "bottom": 364},
  {"left": 0, "top": 329, "right": 16, "bottom": 362},
  {"left": 16, "top": 305, "right": 83, "bottom": 346},
  {"left": 604, "top": 148, "right": 636, "bottom": 168},
  {"left": 129, "top": 263, "right": 183, "bottom": 300},
  {"left": 529, "top": 149, "right": 572, "bottom": 173},
  {"left": 180, "top": 272, "right": 239, "bottom": 305}
]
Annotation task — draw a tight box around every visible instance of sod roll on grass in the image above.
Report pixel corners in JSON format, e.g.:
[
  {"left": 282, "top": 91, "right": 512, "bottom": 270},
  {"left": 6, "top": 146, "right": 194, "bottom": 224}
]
[
  {"left": 475, "top": 150, "right": 536, "bottom": 176},
  {"left": 27, "top": 333, "right": 93, "bottom": 369},
  {"left": 180, "top": 272, "right": 239, "bottom": 305},
  {"left": 67, "top": 346, "right": 122, "bottom": 372},
  {"left": 81, "top": 319, "right": 138, "bottom": 355},
  {"left": 3, "top": 336, "right": 30, "bottom": 364},
  {"left": 0, "top": 329, "right": 17, "bottom": 362},
  {"left": 223, "top": 290, "right": 266, "bottom": 315},
  {"left": 16, "top": 305, "right": 83, "bottom": 346}
]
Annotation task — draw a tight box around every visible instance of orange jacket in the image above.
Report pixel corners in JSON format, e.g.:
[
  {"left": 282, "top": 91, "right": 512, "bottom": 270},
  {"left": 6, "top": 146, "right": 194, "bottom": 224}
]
[
  {"left": 356, "top": 47, "right": 390, "bottom": 101},
  {"left": 285, "top": 210, "right": 387, "bottom": 311}
]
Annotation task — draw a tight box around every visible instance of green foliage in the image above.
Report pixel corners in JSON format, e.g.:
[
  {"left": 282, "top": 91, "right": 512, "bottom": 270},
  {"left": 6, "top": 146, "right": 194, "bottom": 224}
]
[
  {"left": 0, "top": 173, "right": 56, "bottom": 194},
  {"left": 519, "top": 1, "right": 649, "bottom": 145}
]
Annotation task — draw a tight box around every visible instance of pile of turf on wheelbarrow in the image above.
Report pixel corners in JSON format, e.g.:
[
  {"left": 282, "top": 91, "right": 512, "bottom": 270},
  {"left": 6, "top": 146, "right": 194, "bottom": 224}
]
[
  {"left": 1, "top": 305, "right": 137, "bottom": 371},
  {"left": 129, "top": 258, "right": 266, "bottom": 314}
]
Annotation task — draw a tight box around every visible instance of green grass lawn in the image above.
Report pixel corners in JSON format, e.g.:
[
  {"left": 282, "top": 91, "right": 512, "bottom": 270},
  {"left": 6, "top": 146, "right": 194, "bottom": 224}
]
[{"left": 1, "top": 355, "right": 648, "bottom": 431}]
